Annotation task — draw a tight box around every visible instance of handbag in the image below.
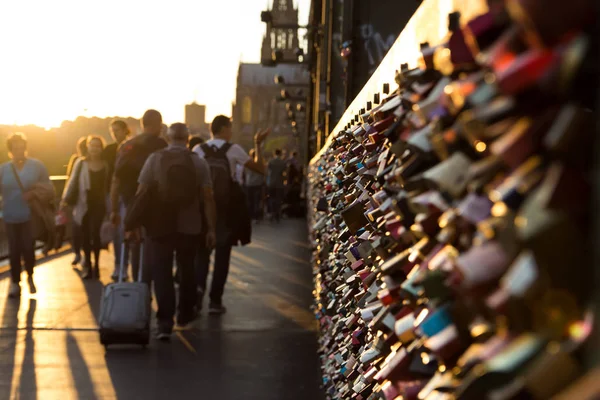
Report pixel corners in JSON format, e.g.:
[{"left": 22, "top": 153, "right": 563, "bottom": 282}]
[
  {"left": 63, "top": 160, "right": 82, "bottom": 206},
  {"left": 100, "top": 219, "right": 115, "bottom": 249},
  {"left": 10, "top": 163, "right": 56, "bottom": 247}
]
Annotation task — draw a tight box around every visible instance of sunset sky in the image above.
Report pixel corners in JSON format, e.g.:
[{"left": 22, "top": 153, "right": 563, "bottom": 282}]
[{"left": 0, "top": 0, "right": 310, "bottom": 128}]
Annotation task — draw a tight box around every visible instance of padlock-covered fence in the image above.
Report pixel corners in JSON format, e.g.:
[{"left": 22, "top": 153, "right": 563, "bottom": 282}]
[{"left": 307, "top": 0, "right": 598, "bottom": 398}]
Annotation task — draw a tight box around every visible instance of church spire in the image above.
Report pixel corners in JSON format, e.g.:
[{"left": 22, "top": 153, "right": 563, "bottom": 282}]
[
  {"left": 261, "top": 0, "right": 299, "bottom": 63},
  {"left": 272, "top": 0, "right": 294, "bottom": 12}
]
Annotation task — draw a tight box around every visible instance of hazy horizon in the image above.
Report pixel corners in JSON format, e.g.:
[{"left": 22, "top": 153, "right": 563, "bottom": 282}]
[{"left": 0, "top": 0, "right": 310, "bottom": 129}]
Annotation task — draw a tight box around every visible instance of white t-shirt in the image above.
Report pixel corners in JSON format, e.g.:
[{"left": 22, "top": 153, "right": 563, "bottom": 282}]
[{"left": 192, "top": 139, "right": 251, "bottom": 182}]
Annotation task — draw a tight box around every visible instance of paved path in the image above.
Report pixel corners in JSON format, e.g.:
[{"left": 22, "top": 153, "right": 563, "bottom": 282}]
[{"left": 0, "top": 219, "right": 323, "bottom": 400}]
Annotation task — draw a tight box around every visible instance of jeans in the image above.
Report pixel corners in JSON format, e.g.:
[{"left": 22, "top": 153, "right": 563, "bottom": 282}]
[
  {"left": 268, "top": 187, "right": 285, "bottom": 220},
  {"left": 5, "top": 221, "right": 35, "bottom": 284},
  {"left": 196, "top": 223, "right": 232, "bottom": 304},
  {"left": 245, "top": 185, "right": 263, "bottom": 220},
  {"left": 150, "top": 233, "right": 198, "bottom": 331}
]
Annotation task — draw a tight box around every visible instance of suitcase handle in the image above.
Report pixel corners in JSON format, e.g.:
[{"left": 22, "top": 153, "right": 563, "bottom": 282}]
[{"left": 119, "top": 241, "right": 144, "bottom": 283}]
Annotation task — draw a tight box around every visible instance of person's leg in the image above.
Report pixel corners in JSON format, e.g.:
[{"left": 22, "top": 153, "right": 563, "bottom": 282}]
[
  {"left": 20, "top": 221, "right": 35, "bottom": 277},
  {"left": 140, "top": 233, "right": 152, "bottom": 285},
  {"left": 259, "top": 185, "right": 267, "bottom": 220},
  {"left": 20, "top": 221, "right": 37, "bottom": 293},
  {"left": 55, "top": 224, "right": 65, "bottom": 251},
  {"left": 251, "top": 186, "right": 262, "bottom": 220},
  {"left": 274, "top": 187, "right": 284, "bottom": 221},
  {"left": 267, "top": 187, "right": 274, "bottom": 220},
  {"left": 175, "top": 234, "right": 198, "bottom": 325},
  {"left": 90, "top": 208, "right": 104, "bottom": 278},
  {"left": 114, "top": 200, "right": 130, "bottom": 279},
  {"left": 6, "top": 223, "right": 23, "bottom": 285},
  {"left": 195, "top": 246, "right": 212, "bottom": 296},
  {"left": 209, "top": 224, "right": 232, "bottom": 312},
  {"left": 112, "top": 220, "right": 122, "bottom": 280},
  {"left": 81, "top": 213, "right": 93, "bottom": 278},
  {"left": 193, "top": 245, "right": 207, "bottom": 309},
  {"left": 71, "top": 217, "right": 82, "bottom": 265},
  {"left": 209, "top": 244, "right": 232, "bottom": 309},
  {"left": 130, "top": 240, "right": 140, "bottom": 283},
  {"left": 149, "top": 236, "right": 176, "bottom": 337},
  {"left": 280, "top": 187, "right": 286, "bottom": 218}
]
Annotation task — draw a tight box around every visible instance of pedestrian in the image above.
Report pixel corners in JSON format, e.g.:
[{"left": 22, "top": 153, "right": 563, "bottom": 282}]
[
  {"left": 102, "top": 119, "right": 132, "bottom": 281},
  {"left": 1, "top": 133, "right": 52, "bottom": 297},
  {"left": 127, "top": 123, "right": 217, "bottom": 340},
  {"left": 285, "top": 150, "right": 304, "bottom": 217},
  {"left": 244, "top": 149, "right": 265, "bottom": 222},
  {"left": 110, "top": 109, "right": 167, "bottom": 284},
  {"left": 188, "top": 136, "right": 204, "bottom": 151},
  {"left": 192, "top": 115, "right": 269, "bottom": 314},
  {"left": 62, "top": 136, "right": 110, "bottom": 279},
  {"left": 267, "top": 149, "right": 287, "bottom": 222},
  {"left": 66, "top": 137, "right": 88, "bottom": 266}
]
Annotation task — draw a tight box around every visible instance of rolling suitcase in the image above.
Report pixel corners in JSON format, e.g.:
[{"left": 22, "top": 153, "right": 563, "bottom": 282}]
[{"left": 98, "top": 242, "right": 151, "bottom": 348}]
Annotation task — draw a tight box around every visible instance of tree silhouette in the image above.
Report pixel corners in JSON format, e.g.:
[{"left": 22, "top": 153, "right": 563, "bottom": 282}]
[{"left": 0, "top": 116, "right": 141, "bottom": 176}]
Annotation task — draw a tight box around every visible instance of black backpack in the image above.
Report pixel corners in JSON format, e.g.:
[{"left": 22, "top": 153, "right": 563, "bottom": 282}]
[
  {"left": 156, "top": 148, "right": 198, "bottom": 207},
  {"left": 114, "top": 134, "right": 167, "bottom": 203},
  {"left": 201, "top": 143, "right": 233, "bottom": 215}
]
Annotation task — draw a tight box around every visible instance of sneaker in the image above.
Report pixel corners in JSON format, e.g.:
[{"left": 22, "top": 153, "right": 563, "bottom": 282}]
[
  {"left": 27, "top": 276, "right": 36, "bottom": 294},
  {"left": 208, "top": 303, "right": 227, "bottom": 315},
  {"left": 156, "top": 329, "right": 172, "bottom": 341},
  {"left": 8, "top": 282, "right": 20, "bottom": 298}
]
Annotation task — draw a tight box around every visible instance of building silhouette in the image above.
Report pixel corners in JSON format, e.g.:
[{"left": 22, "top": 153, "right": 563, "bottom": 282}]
[
  {"left": 232, "top": 0, "right": 308, "bottom": 153},
  {"left": 185, "top": 102, "right": 209, "bottom": 138}
]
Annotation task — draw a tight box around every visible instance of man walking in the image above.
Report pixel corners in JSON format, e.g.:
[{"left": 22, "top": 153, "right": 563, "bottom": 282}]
[
  {"left": 110, "top": 110, "right": 167, "bottom": 283},
  {"left": 132, "top": 123, "right": 217, "bottom": 340},
  {"left": 267, "top": 149, "right": 287, "bottom": 222},
  {"left": 103, "top": 119, "right": 131, "bottom": 281},
  {"left": 192, "top": 115, "right": 268, "bottom": 314}
]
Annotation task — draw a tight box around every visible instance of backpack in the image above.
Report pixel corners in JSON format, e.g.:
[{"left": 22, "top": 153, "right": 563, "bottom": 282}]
[
  {"left": 114, "top": 134, "right": 167, "bottom": 203},
  {"left": 156, "top": 149, "right": 197, "bottom": 207},
  {"left": 201, "top": 142, "right": 233, "bottom": 215}
]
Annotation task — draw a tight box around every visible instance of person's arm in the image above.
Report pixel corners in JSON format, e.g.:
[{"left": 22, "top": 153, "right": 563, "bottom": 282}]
[
  {"left": 242, "top": 129, "right": 270, "bottom": 175},
  {"left": 66, "top": 155, "right": 77, "bottom": 177},
  {"left": 136, "top": 182, "right": 149, "bottom": 196}
]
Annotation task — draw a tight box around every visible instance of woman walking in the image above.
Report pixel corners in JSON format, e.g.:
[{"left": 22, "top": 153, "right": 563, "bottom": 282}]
[
  {"left": 1, "top": 133, "right": 52, "bottom": 298},
  {"left": 66, "top": 137, "right": 88, "bottom": 266},
  {"left": 62, "top": 136, "right": 110, "bottom": 279}
]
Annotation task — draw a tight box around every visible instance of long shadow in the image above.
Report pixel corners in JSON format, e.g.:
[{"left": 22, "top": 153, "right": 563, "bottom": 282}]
[
  {"left": 80, "top": 280, "right": 104, "bottom": 323},
  {"left": 0, "top": 247, "right": 71, "bottom": 281},
  {"left": 0, "top": 289, "right": 20, "bottom": 397},
  {"left": 66, "top": 331, "right": 98, "bottom": 400},
  {"left": 18, "top": 298, "right": 37, "bottom": 399}
]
